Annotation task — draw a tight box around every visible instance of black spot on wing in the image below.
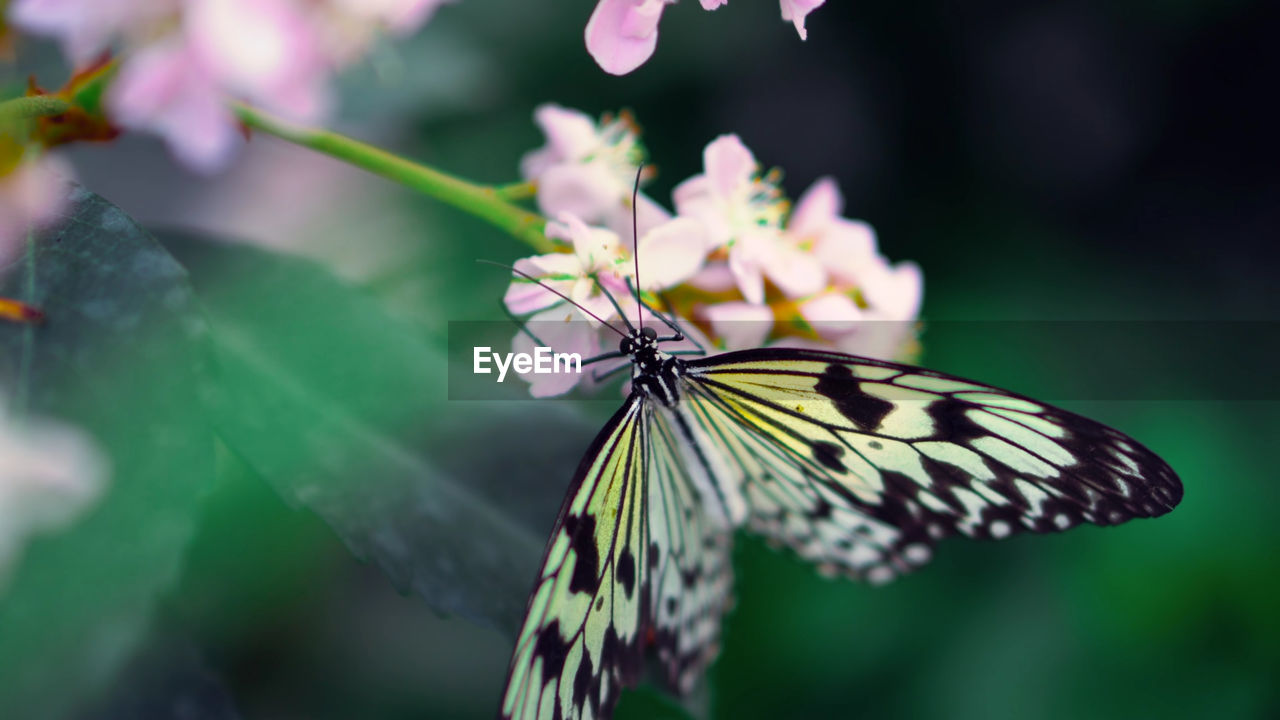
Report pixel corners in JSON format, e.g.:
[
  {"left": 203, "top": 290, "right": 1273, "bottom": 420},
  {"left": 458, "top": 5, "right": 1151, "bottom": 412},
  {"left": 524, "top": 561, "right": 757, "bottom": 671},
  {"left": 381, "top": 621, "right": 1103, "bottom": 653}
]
[
  {"left": 534, "top": 621, "right": 571, "bottom": 684},
  {"left": 923, "top": 396, "right": 989, "bottom": 444},
  {"left": 876, "top": 469, "right": 953, "bottom": 546},
  {"left": 812, "top": 440, "right": 846, "bottom": 471},
  {"left": 811, "top": 498, "right": 833, "bottom": 520},
  {"left": 572, "top": 652, "right": 594, "bottom": 710},
  {"left": 564, "top": 514, "right": 600, "bottom": 595},
  {"left": 597, "top": 626, "right": 629, "bottom": 718},
  {"left": 617, "top": 548, "right": 637, "bottom": 598},
  {"left": 814, "top": 364, "right": 894, "bottom": 431}
]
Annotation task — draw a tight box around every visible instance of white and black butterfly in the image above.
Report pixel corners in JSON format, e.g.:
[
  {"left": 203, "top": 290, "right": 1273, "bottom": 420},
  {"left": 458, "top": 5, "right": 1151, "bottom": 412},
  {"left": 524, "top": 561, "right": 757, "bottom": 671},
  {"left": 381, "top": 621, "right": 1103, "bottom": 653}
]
[{"left": 494, "top": 244, "right": 1182, "bottom": 720}]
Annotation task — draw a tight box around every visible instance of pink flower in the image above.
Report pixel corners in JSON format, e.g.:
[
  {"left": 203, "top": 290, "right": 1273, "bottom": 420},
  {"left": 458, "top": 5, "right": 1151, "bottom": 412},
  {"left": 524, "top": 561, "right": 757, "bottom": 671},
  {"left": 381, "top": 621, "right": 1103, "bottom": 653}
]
[
  {"left": 504, "top": 210, "right": 709, "bottom": 396},
  {"left": 786, "top": 176, "right": 922, "bottom": 358},
  {"left": 504, "top": 212, "right": 632, "bottom": 324},
  {"left": 584, "top": 0, "right": 825, "bottom": 75},
  {"left": 0, "top": 404, "right": 109, "bottom": 589},
  {"left": 107, "top": 38, "right": 241, "bottom": 174},
  {"left": 675, "top": 135, "right": 823, "bottom": 304},
  {"left": 186, "top": 0, "right": 332, "bottom": 122},
  {"left": 102, "top": 0, "right": 334, "bottom": 173},
  {"left": 8, "top": 0, "right": 175, "bottom": 65},
  {"left": 791, "top": 177, "right": 877, "bottom": 278},
  {"left": 11, "top": 0, "right": 446, "bottom": 173},
  {"left": 791, "top": 176, "right": 922, "bottom": 322},
  {"left": 505, "top": 211, "right": 707, "bottom": 320},
  {"left": 585, "top": 0, "right": 672, "bottom": 76},
  {"left": 779, "top": 0, "right": 825, "bottom": 40},
  {"left": 0, "top": 152, "right": 71, "bottom": 265},
  {"left": 858, "top": 256, "right": 923, "bottom": 322},
  {"left": 521, "top": 104, "right": 654, "bottom": 234}
]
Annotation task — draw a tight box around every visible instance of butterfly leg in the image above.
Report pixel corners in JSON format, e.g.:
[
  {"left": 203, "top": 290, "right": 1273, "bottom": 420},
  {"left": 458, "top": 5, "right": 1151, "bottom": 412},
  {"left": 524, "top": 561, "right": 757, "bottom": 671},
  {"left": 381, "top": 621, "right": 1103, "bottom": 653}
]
[{"left": 591, "top": 360, "right": 633, "bottom": 384}]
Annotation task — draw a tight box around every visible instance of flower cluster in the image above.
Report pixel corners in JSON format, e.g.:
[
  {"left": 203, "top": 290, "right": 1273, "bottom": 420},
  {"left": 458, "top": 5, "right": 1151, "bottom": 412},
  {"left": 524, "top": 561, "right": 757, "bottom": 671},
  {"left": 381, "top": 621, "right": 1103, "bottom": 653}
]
[
  {"left": 505, "top": 104, "right": 922, "bottom": 396},
  {"left": 0, "top": 402, "right": 109, "bottom": 590},
  {"left": 586, "top": 0, "right": 827, "bottom": 75},
  {"left": 7, "top": 0, "right": 451, "bottom": 172}
]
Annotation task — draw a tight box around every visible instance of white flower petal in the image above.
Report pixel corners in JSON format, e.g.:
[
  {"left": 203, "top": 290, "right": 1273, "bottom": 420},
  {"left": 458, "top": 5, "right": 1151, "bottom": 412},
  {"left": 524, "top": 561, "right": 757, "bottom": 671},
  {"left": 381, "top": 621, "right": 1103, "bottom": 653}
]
[
  {"left": 779, "top": 0, "right": 825, "bottom": 40},
  {"left": 799, "top": 292, "right": 863, "bottom": 339},
  {"left": 107, "top": 39, "right": 242, "bottom": 174},
  {"left": 585, "top": 0, "right": 668, "bottom": 76},
  {"left": 703, "top": 134, "right": 757, "bottom": 198},
  {"left": 635, "top": 217, "right": 708, "bottom": 290},
  {"left": 0, "top": 410, "right": 109, "bottom": 588},
  {"left": 687, "top": 262, "right": 738, "bottom": 293},
  {"left": 861, "top": 259, "right": 923, "bottom": 320},
  {"left": 763, "top": 241, "right": 826, "bottom": 299},
  {"left": 701, "top": 301, "right": 774, "bottom": 351},
  {"left": 521, "top": 104, "right": 603, "bottom": 178},
  {"left": 512, "top": 309, "right": 601, "bottom": 397},
  {"left": 536, "top": 163, "right": 624, "bottom": 225}
]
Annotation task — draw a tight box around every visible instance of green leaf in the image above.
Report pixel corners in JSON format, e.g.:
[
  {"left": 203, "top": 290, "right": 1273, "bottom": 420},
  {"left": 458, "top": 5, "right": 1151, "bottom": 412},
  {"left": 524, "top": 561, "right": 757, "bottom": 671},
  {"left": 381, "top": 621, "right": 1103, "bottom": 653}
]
[
  {"left": 0, "top": 186, "right": 213, "bottom": 719},
  {"left": 74, "top": 634, "right": 243, "bottom": 720},
  {"left": 159, "top": 231, "right": 599, "bottom": 638}
]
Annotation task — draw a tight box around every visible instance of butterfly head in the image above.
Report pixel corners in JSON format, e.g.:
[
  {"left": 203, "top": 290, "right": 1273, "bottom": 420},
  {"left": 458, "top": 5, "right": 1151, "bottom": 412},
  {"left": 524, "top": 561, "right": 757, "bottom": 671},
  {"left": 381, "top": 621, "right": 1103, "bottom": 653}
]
[{"left": 619, "top": 326, "right": 662, "bottom": 366}]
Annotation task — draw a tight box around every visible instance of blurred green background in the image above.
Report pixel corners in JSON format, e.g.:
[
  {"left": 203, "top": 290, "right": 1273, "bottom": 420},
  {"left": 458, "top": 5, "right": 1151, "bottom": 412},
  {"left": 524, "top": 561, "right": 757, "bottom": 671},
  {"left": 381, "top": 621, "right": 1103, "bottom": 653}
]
[{"left": 2, "top": 0, "right": 1277, "bottom": 718}]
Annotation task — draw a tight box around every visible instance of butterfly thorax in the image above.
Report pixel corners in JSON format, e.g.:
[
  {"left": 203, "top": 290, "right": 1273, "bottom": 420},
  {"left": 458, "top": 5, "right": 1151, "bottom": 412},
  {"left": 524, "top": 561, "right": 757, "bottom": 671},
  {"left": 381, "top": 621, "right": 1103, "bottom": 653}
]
[{"left": 620, "top": 326, "right": 685, "bottom": 407}]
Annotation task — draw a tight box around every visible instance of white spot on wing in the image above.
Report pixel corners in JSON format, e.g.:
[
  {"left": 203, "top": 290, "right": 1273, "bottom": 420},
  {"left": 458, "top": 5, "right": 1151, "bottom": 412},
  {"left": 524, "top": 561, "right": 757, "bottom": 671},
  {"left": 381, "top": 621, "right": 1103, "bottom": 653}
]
[
  {"left": 867, "top": 566, "right": 895, "bottom": 585},
  {"left": 904, "top": 544, "right": 932, "bottom": 564},
  {"left": 967, "top": 409, "right": 1075, "bottom": 467},
  {"left": 989, "top": 407, "right": 1068, "bottom": 439},
  {"left": 970, "top": 436, "right": 1059, "bottom": 477}
]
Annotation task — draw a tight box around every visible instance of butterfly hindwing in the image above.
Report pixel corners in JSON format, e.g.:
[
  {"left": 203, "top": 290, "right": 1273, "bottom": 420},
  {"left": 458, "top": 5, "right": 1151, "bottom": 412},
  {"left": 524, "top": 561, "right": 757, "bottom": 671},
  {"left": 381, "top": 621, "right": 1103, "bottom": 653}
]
[
  {"left": 501, "top": 396, "right": 650, "bottom": 720},
  {"left": 647, "top": 403, "right": 735, "bottom": 695},
  {"left": 681, "top": 347, "right": 1182, "bottom": 583}
]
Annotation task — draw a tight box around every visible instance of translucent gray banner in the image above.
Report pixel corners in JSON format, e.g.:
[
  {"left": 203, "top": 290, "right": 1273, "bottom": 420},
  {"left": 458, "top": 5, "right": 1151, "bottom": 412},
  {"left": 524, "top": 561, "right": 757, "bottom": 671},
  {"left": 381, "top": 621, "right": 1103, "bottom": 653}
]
[{"left": 446, "top": 320, "right": 1280, "bottom": 402}]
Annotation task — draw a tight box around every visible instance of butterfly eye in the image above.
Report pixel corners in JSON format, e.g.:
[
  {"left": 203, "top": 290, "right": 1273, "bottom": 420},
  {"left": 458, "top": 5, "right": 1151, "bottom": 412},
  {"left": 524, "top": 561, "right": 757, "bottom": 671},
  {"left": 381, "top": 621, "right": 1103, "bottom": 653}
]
[
  {"left": 641, "top": 327, "right": 657, "bottom": 341},
  {"left": 619, "top": 337, "right": 634, "bottom": 354}
]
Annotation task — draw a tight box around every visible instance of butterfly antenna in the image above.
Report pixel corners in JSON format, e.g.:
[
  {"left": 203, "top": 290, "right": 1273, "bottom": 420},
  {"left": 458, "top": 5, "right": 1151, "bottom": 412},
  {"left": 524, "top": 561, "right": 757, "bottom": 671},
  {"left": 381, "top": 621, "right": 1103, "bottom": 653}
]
[
  {"left": 631, "top": 164, "right": 644, "bottom": 332},
  {"left": 498, "top": 300, "right": 549, "bottom": 348},
  {"left": 477, "top": 259, "right": 628, "bottom": 339},
  {"left": 594, "top": 275, "right": 636, "bottom": 334}
]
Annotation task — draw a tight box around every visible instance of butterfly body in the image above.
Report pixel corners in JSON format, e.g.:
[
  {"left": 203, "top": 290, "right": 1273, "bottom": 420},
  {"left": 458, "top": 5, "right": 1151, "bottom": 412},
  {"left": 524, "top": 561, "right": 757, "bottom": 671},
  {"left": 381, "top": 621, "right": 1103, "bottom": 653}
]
[
  {"left": 499, "top": 324, "right": 1182, "bottom": 720},
  {"left": 623, "top": 326, "right": 685, "bottom": 408}
]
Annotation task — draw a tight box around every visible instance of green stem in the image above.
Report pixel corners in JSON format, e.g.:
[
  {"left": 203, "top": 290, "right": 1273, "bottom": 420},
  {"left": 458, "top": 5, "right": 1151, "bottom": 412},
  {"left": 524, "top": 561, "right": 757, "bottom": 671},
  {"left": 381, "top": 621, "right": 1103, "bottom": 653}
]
[
  {"left": 494, "top": 181, "right": 538, "bottom": 201},
  {"left": 0, "top": 96, "right": 70, "bottom": 121},
  {"left": 232, "top": 103, "right": 552, "bottom": 253}
]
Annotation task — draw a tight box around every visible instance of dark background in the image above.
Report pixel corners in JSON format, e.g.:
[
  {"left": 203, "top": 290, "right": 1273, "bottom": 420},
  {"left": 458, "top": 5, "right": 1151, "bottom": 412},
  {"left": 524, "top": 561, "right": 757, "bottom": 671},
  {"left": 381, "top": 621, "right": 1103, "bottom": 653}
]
[{"left": 5, "top": 0, "right": 1279, "bottom": 718}]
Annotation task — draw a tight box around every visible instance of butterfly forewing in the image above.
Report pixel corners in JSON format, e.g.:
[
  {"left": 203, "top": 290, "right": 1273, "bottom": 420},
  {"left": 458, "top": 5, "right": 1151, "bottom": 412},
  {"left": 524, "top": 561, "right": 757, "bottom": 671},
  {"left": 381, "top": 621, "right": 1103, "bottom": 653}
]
[
  {"left": 681, "top": 348, "right": 1182, "bottom": 583},
  {"left": 500, "top": 397, "right": 650, "bottom": 720}
]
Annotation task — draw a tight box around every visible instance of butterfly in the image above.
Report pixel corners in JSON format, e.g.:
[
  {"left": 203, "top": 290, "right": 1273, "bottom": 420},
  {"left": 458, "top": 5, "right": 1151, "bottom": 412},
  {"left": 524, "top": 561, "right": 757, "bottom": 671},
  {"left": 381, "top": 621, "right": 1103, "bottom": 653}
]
[{"left": 493, "top": 215, "right": 1182, "bottom": 720}]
